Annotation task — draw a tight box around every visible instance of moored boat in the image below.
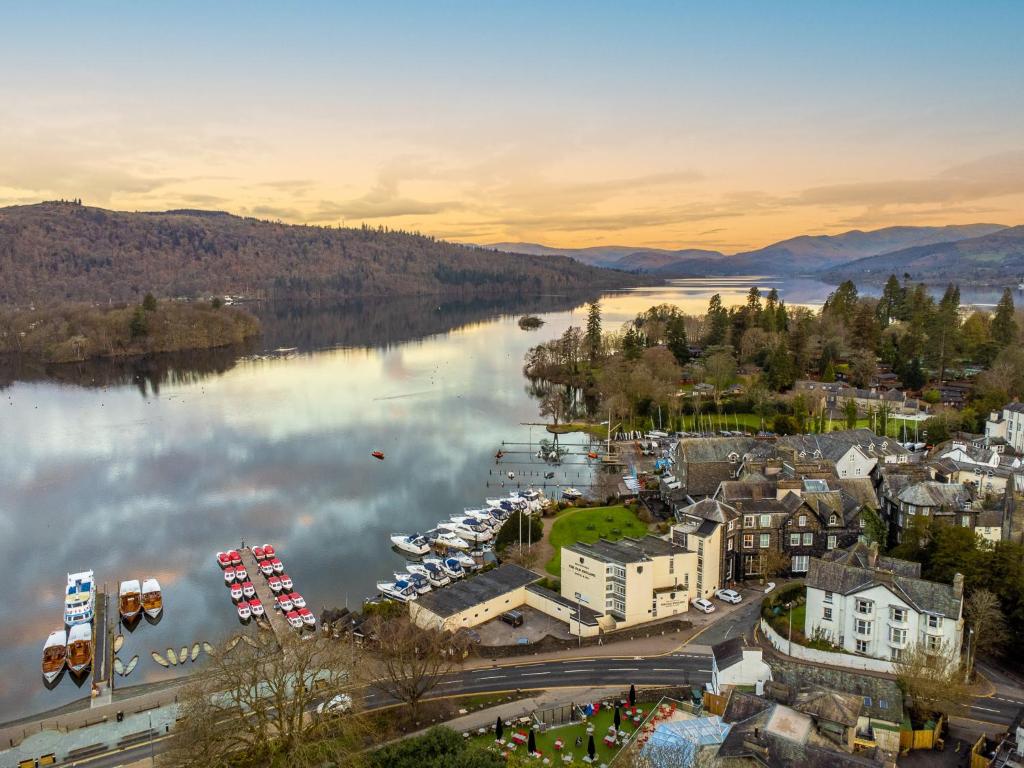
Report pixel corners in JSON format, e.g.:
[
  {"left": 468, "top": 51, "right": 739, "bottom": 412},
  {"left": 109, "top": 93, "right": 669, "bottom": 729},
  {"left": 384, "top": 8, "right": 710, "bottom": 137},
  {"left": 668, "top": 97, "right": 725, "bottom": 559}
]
[
  {"left": 267, "top": 575, "right": 283, "bottom": 593},
  {"left": 249, "top": 598, "right": 265, "bottom": 617},
  {"left": 229, "top": 582, "right": 243, "bottom": 601},
  {"left": 390, "top": 533, "right": 431, "bottom": 556},
  {"left": 424, "top": 556, "right": 463, "bottom": 580},
  {"left": 237, "top": 601, "right": 251, "bottom": 621},
  {"left": 431, "top": 530, "right": 471, "bottom": 551},
  {"left": 216, "top": 552, "right": 232, "bottom": 568},
  {"left": 119, "top": 579, "right": 143, "bottom": 622},
  {"left": 299, "top": 607, "right": 315, "bottom": 626},
  {"left": 234, "top": 566, "right": 248, "bottom": 581},
  {"left": 276, "top": 594, "right": 294, "bottom": 612},
  {"left": 64, "top": 570, "right": 95, "bottom": 626},
  {"left": 286, "top": 610, "right": 304, "bottom": 629},
  {"left": 270, "top": 557, "right": 284, "bottom": 574},
  {"left": 252, "top": 545, "right": 266, "bottom": 561},
  {"left": 42, "top": 629, "right": 67, "bottom": 683},
  {"left": 395, "top": 572, "right": 431, "bottom": 594},
  {"left": 141, "top": 578, "right": 163, "bottom": 619},
  {"left": 377, "top": 580, "right": 418, "bottom": 602},
  {"left": 407, "top": 562, "right": 450, "bottom": 588},
  {"left": 289, "top": 592, "right": 306, "bottom": 609},
  {"left": 223, "top": 566, "right": 236, "bottom": 584},
  {"left": 562, "top": 487, "right": 583, "bottom": 501},
  {"left": 279, "top": 573, "right": 293, "bottom": 591},
  {"left": 259, "top": 560, "right": 274, "bottom": 577},
  {"left": 228, "top": 550, "right": 242, "bottom": 566},
  {"left": 241, "top": 580, "right": 255, "bottom": 598},
  {"left": 262, "top": 544, "right": 276, "bottom": 558},
  {"left": 66, "top": 623, "right": 93, "bottom": 675}
]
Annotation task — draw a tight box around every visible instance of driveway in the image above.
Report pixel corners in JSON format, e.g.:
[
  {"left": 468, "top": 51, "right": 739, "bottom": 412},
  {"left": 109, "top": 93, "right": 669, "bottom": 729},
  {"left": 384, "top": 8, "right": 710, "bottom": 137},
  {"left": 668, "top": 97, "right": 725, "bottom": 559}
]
[{"left": 475, "top": 605, "right": 574, "bottom": 645}]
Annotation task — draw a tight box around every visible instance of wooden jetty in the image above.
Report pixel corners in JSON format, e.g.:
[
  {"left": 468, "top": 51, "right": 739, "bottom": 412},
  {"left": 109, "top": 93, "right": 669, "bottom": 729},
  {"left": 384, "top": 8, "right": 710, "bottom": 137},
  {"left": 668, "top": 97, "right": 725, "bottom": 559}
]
[{"left": 239, "top": 547, "right": 295, "bottom": 647}]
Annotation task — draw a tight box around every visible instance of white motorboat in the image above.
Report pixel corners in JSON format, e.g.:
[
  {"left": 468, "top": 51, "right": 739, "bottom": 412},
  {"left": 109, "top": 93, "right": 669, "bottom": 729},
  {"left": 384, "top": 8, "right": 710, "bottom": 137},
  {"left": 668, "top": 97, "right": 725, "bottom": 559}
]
[
  {"left": 224, "top": 566, "right": 237, "bottom": 584},
  {"left": 429, "top": 530, "right": 472, "bottom": 551},
  {"left": 454, "top": 511, "right": 498, "bottom": 531},
  {"left": 234, "top": 566, "right": 248, "bottom": 582},
  {"left": 241, "top": 580, "right": 255, "bottom": 598},
  {"left": 42, "top": 629, "right": 67, "bottom": 683},
  {"left": 289, "top": 592, "right": 307, "bottom": 608},
  {"left": 424, "top": 556, "right": 463, "bottom": 580},
  {"left": 267, "top": 575, "right": 283, "bottom": 593},
  {"left": 249, "top": 598, "right": 265, "bottom": 617},
  {"left": 394, "top": 571, "right": 432, "bottom": 594},
  {"left": 286, "top": 610, "right": 304, "bottom": 629},
  {"left": 118, "top": 579, "right": 143, "bottom": 622},
  {"left": 259, "top": 561, "right": 274, "bottom": 577},
  {"left": 229, "top": 582, "right": 243, "bottom": 601},
  {"left": 440, "top": 519, "right": 493, "bottom": 542},
  {"left": 407, "top": 562, "right": 450, "bottom": 588},
  {"left": 66, "top": 623, "right": 93, "bottom": 675},
  {"left": 64, "top": 570, "right": 95, "bottom": 626},
  {"left": 141, "top": 578, "right": 163, "bottom": 619},
  {"left": 276, "top": 594, "right": 294, "bottom": 612},
  {"left": 299, "top": 607, "right": 316, "bottom": 626},
  {"left": 390, "top": 533, "right": 431, "bottom": 556},
  {"left": 280, "top": 573, "right": 293, "bottom": 591},
  {"left": 377, "top": 580, "right": 418, "bottom": 602},
  {"left": 237, "top": 601, "right": 252, "bottom": 621},
  {"left": 270, "top": 558, "right": 284, "bottom": 574},
  {"left": 451, "top": 551, "right": 480, "bottom": 571},
  {"left": 562, "top": 487, "right": 583, "bottom": 501}
]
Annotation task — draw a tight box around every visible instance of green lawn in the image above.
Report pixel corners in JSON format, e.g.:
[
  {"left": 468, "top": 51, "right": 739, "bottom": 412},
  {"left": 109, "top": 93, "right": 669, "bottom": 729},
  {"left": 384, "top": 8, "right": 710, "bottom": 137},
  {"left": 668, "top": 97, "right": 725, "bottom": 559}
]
[
  {"left": 679, "top": 411, "right": 916, "bottom": 438},
  {"left": 545, "top": 505, "right": 649, "bottom": 576},
  {"left": 470, "top": 702, "right": 637, "bottom": 764}
]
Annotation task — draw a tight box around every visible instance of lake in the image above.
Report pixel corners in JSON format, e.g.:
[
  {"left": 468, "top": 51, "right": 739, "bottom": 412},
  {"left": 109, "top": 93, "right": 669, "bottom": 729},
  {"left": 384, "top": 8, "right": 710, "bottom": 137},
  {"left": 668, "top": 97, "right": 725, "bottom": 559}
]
[{"left": 0, "top": 276, "right": 1008, "bottom": 721}]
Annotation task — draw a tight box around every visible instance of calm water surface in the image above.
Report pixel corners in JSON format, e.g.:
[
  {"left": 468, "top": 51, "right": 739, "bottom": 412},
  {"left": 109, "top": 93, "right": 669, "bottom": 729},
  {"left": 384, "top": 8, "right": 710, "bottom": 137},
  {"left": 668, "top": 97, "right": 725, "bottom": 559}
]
[{"left": 0, "top": 277, "right": 1008, "bottom": 720}]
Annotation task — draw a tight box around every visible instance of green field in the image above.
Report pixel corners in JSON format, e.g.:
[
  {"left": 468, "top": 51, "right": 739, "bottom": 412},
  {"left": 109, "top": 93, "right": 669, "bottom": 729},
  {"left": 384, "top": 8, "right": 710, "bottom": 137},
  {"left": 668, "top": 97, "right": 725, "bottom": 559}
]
[
  {"left": 545, "top": 505, "right": 649, "bottom": 576},
  {"left": 678, "top": 411, "right": 918, "bottom": 438}
]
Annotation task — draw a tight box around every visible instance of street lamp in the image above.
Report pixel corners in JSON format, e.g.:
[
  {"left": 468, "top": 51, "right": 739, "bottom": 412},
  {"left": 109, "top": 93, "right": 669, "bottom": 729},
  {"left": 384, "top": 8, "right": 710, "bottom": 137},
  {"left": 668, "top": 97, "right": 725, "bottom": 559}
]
[
  {"left": 574, "top": 592, "right": 589, "bottom": 648},
  {"left": 786, "top": 601, "right": 794, "bottom": 656}
]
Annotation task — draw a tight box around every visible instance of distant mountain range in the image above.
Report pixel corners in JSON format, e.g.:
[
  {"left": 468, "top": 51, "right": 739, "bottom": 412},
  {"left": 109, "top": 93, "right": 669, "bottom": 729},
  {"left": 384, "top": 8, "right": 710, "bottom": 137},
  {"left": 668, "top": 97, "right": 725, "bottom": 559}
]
[
  {"left": 488, "top": 223, "right": 1021, "bottom": 283},
  {"left": 0, "top": 202, "right": 651, "bottom": 305}
]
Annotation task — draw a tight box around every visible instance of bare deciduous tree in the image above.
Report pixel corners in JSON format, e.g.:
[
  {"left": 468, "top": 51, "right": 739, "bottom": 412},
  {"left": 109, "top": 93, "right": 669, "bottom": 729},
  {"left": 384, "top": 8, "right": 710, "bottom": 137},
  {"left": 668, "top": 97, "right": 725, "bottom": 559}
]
[
  {"left": 366, "top": 614, "right": 469, "bottom": 719},
  {"left": 965, "top": 588, "right": 1008, "bottom": 659},
  {"left": 159, "top": 631, "right": 364, "bottom": 768},
  {"left": 893, "top": 640, "right": 968, "bottom": 721}
]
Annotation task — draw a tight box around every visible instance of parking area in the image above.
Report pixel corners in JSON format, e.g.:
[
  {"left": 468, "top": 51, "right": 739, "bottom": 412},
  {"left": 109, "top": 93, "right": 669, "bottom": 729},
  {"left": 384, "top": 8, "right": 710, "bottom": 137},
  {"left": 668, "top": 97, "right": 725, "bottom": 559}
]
[{"left": 475, "top": 605, "right": 575, "bottom": 646}]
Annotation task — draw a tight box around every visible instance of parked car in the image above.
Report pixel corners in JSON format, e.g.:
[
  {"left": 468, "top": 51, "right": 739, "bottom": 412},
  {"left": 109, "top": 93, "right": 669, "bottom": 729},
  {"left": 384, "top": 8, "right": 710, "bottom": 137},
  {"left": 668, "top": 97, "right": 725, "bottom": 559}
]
[
  {"left": 715, "top": 589, "right": 742, "bottom": 604},
  {"left": 316, "top": 693, "right": 353, "bottom": 717},
  {"left": 500, "top": 610, "right": 524, "bottom": 627},
  {"left": 692, "top": 598, "right": 715, "bottom": 614}
]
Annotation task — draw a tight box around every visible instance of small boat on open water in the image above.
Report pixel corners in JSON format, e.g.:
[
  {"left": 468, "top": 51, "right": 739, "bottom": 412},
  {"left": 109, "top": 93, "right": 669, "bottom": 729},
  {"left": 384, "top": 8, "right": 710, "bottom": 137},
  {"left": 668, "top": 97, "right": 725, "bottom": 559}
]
[
  {"left": 390, "top": 533, "right": 431, "bottom": 556},
  {"left": 66, "top": 624, "right": 93, "bottom": 675},
  {"left": 141, "top": 579, "right": 163, "bottom": 619},
  {"left": 119, "top": 580, "right": 142, "bottom": 622},
  {"left": 64, "top": 570, "right": 95, "bottom": 626}
]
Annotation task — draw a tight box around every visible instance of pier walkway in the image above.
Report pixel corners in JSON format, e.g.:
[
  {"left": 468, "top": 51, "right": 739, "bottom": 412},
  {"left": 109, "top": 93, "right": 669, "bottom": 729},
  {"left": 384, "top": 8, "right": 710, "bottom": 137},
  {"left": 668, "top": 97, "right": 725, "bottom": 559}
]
[{"left": 240, "top": 547, "right": 293, "bottom": 648}]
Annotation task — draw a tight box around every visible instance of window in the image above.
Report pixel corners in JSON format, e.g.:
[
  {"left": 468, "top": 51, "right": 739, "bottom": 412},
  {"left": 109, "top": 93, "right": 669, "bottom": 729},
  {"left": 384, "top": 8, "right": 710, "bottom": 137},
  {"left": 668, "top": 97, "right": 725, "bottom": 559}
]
[
  {"left": 829, "top": 514, "right": 838, "bottom": 525},
  {"left": 863, "top": 696, "right": 872, "bottom": 707},
  {"left": 890, "top": 607, "right": 907, "bottom": 623},
  {"left": 742, "top": 534, "right": 753, "bottom": 548},
  {"left": 803, "top": 532, "right": 813, "bottom": 546},
  {"left": 744, "top": 554, "right": 761, "bottom": 576},
  {"left": 792, "top": 555, "right": 809, "bottom": 572},
  {"left": 727, "top": 538, "right": 734, "bottom": 551},
  {"left": 823, "top": 606, "right": 832, "bottom": 621},
  {"left": 890, "top": 648, "right": 903, "bottom": 662},
  {"left": 827, "top": 534, "right": 837, "bottom": 550},
  {"left": 743, "top": 515, "right": 756, "bottom": 528},
  {"left": 927, "top": 614, "right": 943, "bottom": 629},
  {"left": 789, "top": 533, "right": 800, "bottom": 546},
  {"left": 759, "top": 534, "right": 770, "bottom": 549},
  {"left": 856, "top": 639, "right": 869, "bottom": 654},
  {"left": 728, "top": 520, "right": 735, "bottom": 532},
  {"left": 824, "top": 591, "right": 833, "bottom": 604},
  {"left": 859, "top": 517, "right": 866, "bottom": 528},
  {"left": 879, "top": 699, "right": 888, "bottom": 710},
  {"left": 798, "top": 514, "right": 807, "bottom": 527},
  {"left": 855, "top": 618, "right": 872, "bottom": 636},
  {"left": 855, "top": 598, "right": 873, "bottom": 614},
  {"left": 759, "top": 514, "right": 771, "bottom": 528},
  {"left": 925, "top": 634, "right": 942, "bottom": 653},
  {"left": 961, "top": 515, "right": 970, "bottom": 527},
  {"left": 889, "top": 627, "right": 907, "bottom": 645},
  {"left": 669, "top": 557, "right": 674, "bottom": 574}
]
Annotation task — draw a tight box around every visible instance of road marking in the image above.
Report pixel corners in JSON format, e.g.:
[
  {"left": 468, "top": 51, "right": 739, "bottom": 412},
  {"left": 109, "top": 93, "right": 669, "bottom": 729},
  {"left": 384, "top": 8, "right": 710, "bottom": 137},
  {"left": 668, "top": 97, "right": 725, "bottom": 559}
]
[
  {"left": 698, "top": 669, "right": 712, "bottom": 673},
  {"left": 477, "top": 675, "right": 506, "bottom": 680},
  {"left": 971, "top": 705, "right": 1002, "bottom": 713},
  {"left": 562, "top": 669, "right": 594, "bottom": 673},
  {"left": 439, "top": 680, "right": 464, "bottom": 686},
  {"left": 522, "top": 671, "right": 551, "bottom": 677},
  {"left": 608, "top": 667, "right": 639, "bottom": 671},
  {"left": 652, "top": 668, "right": 679, "bottom": 672}
]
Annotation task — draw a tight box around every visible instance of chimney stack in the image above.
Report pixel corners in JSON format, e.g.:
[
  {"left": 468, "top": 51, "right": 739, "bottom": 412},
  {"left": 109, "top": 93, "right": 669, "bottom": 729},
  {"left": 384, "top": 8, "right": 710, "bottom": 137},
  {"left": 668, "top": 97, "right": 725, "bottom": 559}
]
[
  {"left": 868, "top": 541, "right": 879, "bottom": 568},
  {"left": 953, "top": 572, "right": 964, "bottom": 600}
]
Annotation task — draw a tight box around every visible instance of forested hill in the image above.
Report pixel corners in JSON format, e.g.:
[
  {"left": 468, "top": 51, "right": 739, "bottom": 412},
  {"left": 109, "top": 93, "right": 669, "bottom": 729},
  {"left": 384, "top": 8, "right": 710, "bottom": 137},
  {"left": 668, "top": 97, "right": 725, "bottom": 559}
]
[{"left": 0, "top": 201, "right": 650, "bottom": 304}]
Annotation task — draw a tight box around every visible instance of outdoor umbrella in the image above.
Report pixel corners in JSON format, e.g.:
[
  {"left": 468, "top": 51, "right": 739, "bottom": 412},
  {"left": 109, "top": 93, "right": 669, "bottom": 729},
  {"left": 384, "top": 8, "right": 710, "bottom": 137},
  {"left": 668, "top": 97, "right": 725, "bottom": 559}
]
[
  {"left": 528, "top": 729, "right": 537, "bottom": 755},
  {"left": 629, "top": 684, "right": 636, "bottom": 707},
  {"left": 614, "top": 705, "right": 621, "bottom": 730},
  {"left": 588, "top": 734, "right": 596, "bottom": 761},
  {"left": 495, "top": 717, "right": 503, "bottom": 741}
]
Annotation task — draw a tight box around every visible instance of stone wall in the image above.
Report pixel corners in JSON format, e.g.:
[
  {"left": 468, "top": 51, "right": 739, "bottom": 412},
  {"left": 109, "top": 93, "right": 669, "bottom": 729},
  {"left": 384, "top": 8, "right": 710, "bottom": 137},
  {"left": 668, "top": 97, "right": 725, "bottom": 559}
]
[{"left": 472, "top": 618, "right": 692, "bottom": 659}]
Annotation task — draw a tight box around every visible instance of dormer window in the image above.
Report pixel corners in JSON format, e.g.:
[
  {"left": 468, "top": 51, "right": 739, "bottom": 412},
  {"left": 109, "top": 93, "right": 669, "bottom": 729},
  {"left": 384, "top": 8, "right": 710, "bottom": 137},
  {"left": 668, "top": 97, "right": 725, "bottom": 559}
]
[{"left": 829, "top": 514, "right": 838, "bottom": 526}]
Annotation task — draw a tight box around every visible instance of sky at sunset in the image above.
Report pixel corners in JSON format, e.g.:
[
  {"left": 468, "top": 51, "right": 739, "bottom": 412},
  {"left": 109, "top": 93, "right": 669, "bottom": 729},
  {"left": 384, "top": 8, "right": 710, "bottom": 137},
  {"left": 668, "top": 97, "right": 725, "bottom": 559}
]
[{"left": 2, "top": 1, "right": 1023, "bottom": 252}]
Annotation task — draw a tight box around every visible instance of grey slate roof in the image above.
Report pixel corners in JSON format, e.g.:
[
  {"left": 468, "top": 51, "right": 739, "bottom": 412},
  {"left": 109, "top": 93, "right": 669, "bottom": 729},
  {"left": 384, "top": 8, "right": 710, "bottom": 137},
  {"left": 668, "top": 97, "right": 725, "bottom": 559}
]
[
  {"left": 779, "top": 429, "right": 909, "bottom": 463},
  {"left": 565, "top": 535, "right": 683, "bottom": 565},
  {"left": 792, "top": 689, "right": 862, "bottom": 727},
  {"left": 712, "top": 637, "right": 746, "bottom": 671},
  {"left": 677, "top": 497, "right": 738, "bottom": 524},
  {"left": 413, "top": 564, "right": 539, "bottom": 619},
  {"left": 678, "top": 436, "right": 759, "bottom": 463},
  {"left": 897, "top": 481, "right": 972, "bottom": 509}
]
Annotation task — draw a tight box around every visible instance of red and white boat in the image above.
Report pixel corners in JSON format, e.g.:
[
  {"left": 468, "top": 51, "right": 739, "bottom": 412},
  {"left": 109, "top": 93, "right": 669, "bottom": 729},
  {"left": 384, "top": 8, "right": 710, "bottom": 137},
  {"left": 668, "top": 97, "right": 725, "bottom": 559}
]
[
  {"left": 267, "top": 575, "right": 283, "bottom": 593},
  {"left": 270, "top": 558, "right": 284, "bottom": 574},
  {"left": 249, "top": 598, "right": 265, "bottom": 617},
  {"left": 252, "top": 545, "right": 266, "bottom": 560},
  {"left": 228, "top": 550, "right": 242, "bottom": 566},
  {"left": 216, "top": 552, "right": 232, "bottom": 569},
  {"left": 223, "top": 566, "right": 236, "bottom": 584},
  {"left": 290, "top": 593, "right": 306, "bottom": 609},
  {"left": 241, "top": 580, "right": 255, "bottom": 598},
  {"left": 237, "top": 601, "right": 251, "bottom": 620},
  {"left": 229, "top": 582, "right": 243, "bottom": 601},
  {"left": 234, "top": 566, "right": 248, "bottom": 581},
  {"left": 286, "top": 610, "right": 303, "bottom": 629},
  {"left": 299, "top": 607, "right": 315, "bottom": 626},
  {"left": 276, "top": 594, "right": 294, "bottom": 612},
  {"left": 259, "top": 560, "right": 274, "bottom": 577},
  {"left": 262, "top": 544, "right": 276, "bottom": 559},
  {"left": 279, "top": 574, "right": 293, "bottom": 591}
]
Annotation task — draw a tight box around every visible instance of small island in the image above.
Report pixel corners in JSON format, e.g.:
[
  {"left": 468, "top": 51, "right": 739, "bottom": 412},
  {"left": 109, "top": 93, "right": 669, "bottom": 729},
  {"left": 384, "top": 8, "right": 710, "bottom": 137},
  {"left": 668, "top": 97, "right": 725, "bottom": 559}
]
[
  {"left": 518, "top": 315, "right": 545, "bottom": 330},
  {"left": 0, "top": 295, "right": 261, "bottom": 364}
]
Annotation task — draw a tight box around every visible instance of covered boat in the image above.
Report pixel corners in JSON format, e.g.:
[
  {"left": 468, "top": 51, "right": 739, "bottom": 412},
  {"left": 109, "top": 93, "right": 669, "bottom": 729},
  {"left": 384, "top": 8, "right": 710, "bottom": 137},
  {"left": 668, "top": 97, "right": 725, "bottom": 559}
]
[
  {"left": 252, "top": 545, "right": 266, "bottom": 560},
  {"left": 119, "top": 580, "right": 143, "bottom": 622},
  {"left": 286, "top": 610, "right": 304, "bottom": 629},
  {"left": 270, "top": 557, "right": 284, "bottom": 574},
  {"left": 395, "top": 572, "right": 431, "bottom": 594},
  {"left": 241, "top": 580, "right": 255, "bottom": 598},
  {"left": 377, "top": 580, "right": 418, "bottom": 603},
  {"left": 267, "top": 575, "right": 283, "bottom": 593},
  {"left": 64, "top": 570, "right": 95, "bottom": 626},
  {"left": 371, "top": 450, "right": 385, "bottom": 460},
  {"left": 216, "top": 552, "right": 232, "bottom": 568},
  {"left": 259, "top": 560, "right": 274, "bottom": 577},
  {"left": 262, "top": 544, "right": 276, "bottom": 558},
  {"left": 289, "top": 592, "right": 306, "bottom": 608},
  {"left": 229, "top": 582, "right": 243, "bottom": 601},
  {"left": 234, "top": 566, "right": 248, "bottom": 581},
  {"left": 276, "top": 594, "right": 294, "bottom": 612},
  {"left": 279, "top": 573, "right": 293, "bottom": 591},
  {"left": 223, "top": 566, "right": 236, "bottom": 584},
  {"left": 66, "top": 623, "right": 93, "bottom": 675},
  {"left": 41, "top": 629, "right": 67, "bottom": 683},
  {"left": 141, "top": 578, "right": 163, "bottom": 619},
  {"left": 249, "top": 598, "right": 265, "bottom": 617},
  {"left": 228, "top": 550, "right": 242, "bottom": 566},
  {"left": 299, "top": 607, "right": 315, "bottom": 626},
  {"left": 236, "top": 601, "right": 251, "bottom": 621},
  {"left": 407, "top": 562, "right": 449, "bottom": 588}
]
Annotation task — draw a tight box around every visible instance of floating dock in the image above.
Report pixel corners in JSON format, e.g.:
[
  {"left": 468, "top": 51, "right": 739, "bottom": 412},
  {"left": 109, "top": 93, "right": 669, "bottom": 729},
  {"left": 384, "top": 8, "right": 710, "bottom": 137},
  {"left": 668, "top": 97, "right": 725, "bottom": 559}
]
[{"left": 239, "top": 548, "right": 293, "bottom": 647}]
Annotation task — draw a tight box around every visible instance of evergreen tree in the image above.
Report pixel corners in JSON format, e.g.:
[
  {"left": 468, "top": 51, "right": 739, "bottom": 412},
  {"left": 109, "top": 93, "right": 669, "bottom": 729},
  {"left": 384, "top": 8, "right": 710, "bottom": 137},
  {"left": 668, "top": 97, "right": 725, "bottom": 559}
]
[
  {"left": 142, "top": 292, "right": 158, "bottom": 312},
  {"left": 622, "top": 325, "right": 642, "bottom": 360},
  {"left": 992, "top": 288, "right": 1018, "bottom": 347},
  {"left": 704, "top": 293, "right": 730, "bottom": 346},
  {"left": 665, "top": 315, "right": 690, "bottom": 366},
  {"left": 822, "top": 280, "right": 859, "bottom": 324},
  {"left": 762, "top": 289, "right": 780, "bottom": 332},
  {"left": 876, "top": 275, "right": 904, "bottom": 327},
  {"left": 822, "top": 360, "right": 836, "bottom": 382},
  {"left": 844, "top": 398, "right": 858, "bottom": 429},
  {"left": 764, "top": 341, "right": 796, "bottom": 392},
  {"left": 901, "top": 357, "right": 926, "bottom": 390},
  {"left": 584, "top": 301, "right": 602, "bottom": 363}
]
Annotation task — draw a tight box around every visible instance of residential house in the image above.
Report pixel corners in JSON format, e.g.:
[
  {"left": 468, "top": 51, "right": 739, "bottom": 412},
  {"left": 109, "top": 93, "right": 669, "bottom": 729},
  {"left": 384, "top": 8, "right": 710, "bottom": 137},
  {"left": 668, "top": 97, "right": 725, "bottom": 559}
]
[
  {"left": 776, "top": 429, "right": 910, "bottom": 482},
  {"left": 676, "top": 436, "right": 759, "bottom": 500},
  {"left": 893, "top": 481, "right": 976, "bottom": 540},
  {"left": 804, "top": 542, "right": 964, "bottom": 665},
  {"left": 986, "top": 403, "right": 1024, "bottom": 453},
  {"left": 674, "top": 498, "right": 740, "bottom": 585},
  {"left": 711, "top": 637, "right": 772, "bottom": 694}
]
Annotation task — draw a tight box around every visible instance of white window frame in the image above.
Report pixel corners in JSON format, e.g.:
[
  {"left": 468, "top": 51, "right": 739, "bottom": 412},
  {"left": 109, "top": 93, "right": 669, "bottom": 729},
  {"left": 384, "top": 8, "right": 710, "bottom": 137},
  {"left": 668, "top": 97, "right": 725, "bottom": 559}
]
[
  {"left": 759, "top": 533, "right": 770, "bottom": 549},
  {"left": 789, "top": 533, "right": 800, "bottom": 546},
  {"left": 827, "top": 534, "right": 837, "bottom": 550}
]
